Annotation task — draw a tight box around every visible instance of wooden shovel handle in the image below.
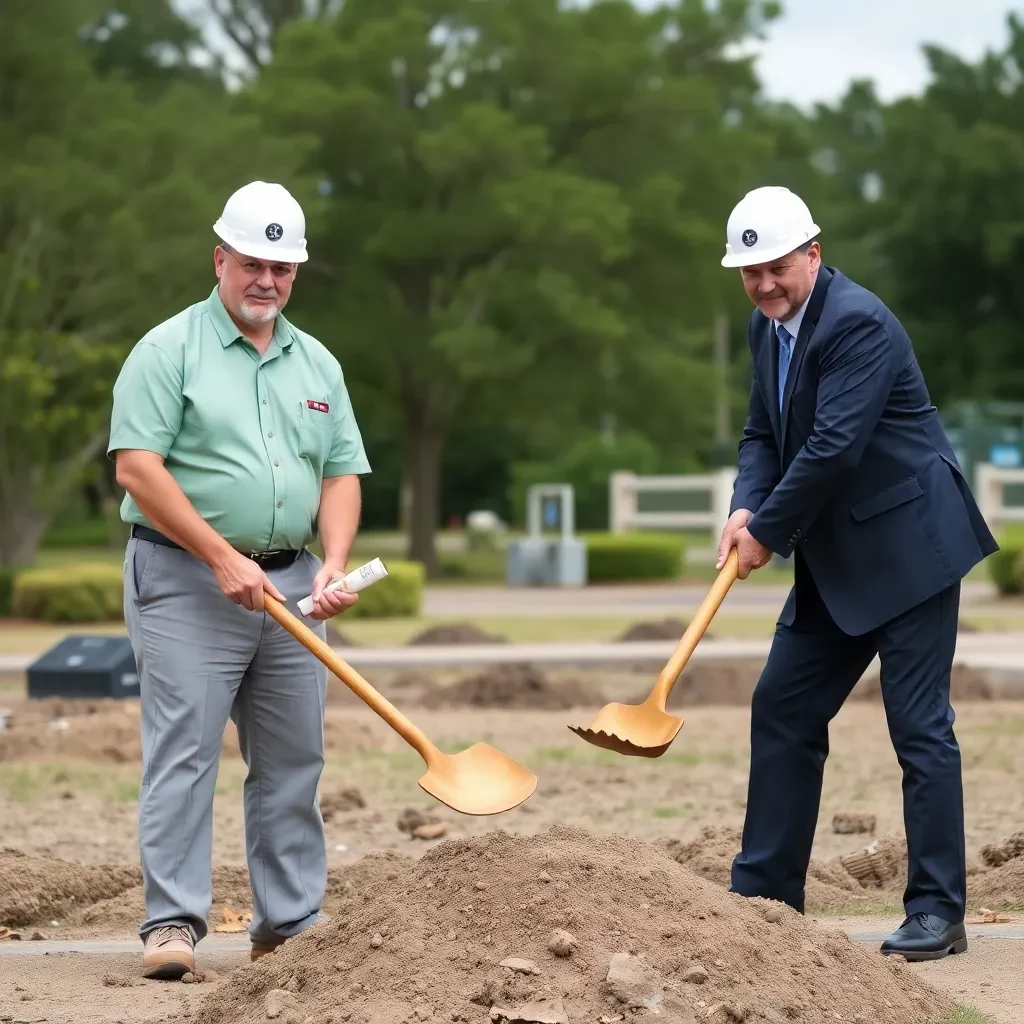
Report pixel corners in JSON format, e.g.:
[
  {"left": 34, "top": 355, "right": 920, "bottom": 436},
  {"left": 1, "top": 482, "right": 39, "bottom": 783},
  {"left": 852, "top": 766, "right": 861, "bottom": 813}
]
[
  {"left": 261, "top": 593, "right": 438, "bottom": 764},
  {"left": 650, "top": 547, "right": 739, "bottom": 707}
]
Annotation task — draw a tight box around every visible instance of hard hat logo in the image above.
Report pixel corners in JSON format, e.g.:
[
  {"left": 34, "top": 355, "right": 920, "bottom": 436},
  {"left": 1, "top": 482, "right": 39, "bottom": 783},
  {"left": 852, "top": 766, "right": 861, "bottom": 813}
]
[
  {"left": 721, "top": 186, "right": 820, "bottom": 269},
  {"left": 212, "top": 181, "right": 309, "bottom": 263}
]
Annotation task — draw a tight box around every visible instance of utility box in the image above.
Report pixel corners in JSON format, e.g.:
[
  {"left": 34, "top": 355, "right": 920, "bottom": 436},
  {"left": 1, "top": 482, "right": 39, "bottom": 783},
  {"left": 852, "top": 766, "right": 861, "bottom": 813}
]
[
  {"left": 507, "top": 484, "right": 587, "bottom": 586},
  {"left": 27, "top": 635, "right": 139, "bottom": 700}
]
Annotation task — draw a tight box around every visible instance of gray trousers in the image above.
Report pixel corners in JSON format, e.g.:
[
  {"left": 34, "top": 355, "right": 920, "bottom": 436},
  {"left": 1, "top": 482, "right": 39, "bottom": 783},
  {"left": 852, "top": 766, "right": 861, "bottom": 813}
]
[{"left": 123, "top": 536, "right": 329, "bottom": 945}]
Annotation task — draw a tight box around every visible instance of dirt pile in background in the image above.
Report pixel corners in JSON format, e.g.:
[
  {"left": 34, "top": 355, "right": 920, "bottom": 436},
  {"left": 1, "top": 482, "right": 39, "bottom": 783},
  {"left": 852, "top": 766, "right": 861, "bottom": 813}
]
[
  {"left": 852, "top": 664, "right": 1005, "bottom": 702},
  {"left": 627, "top": 660, "right": 767, "bottom": 709},
  {"left": 191, "top": 826, "right": 950, "bottom": 1024},
  {"left": 969, "top": 831, "right": 1024, "bottom": 907},
  {"left": 0, "top": 847, "right": 141, "bottom": 928},
  {"left": 0, "top": 698, "right": 384, "bottom": 763},
  {"left": 617, "top": 618, "right": 694, "bottom": 641},
  {"left": 420, "top": 664, "right": 601, "bottom": 711},
  {"left": 407, "top": 623, "right": 507, "bottom": 645}
]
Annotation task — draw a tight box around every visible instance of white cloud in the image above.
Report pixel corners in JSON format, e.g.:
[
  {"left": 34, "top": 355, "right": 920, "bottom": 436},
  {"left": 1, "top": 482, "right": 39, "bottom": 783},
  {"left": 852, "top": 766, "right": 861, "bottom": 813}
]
[{"left": 741, "top": 0, "right": 1016, "bottom": 107}]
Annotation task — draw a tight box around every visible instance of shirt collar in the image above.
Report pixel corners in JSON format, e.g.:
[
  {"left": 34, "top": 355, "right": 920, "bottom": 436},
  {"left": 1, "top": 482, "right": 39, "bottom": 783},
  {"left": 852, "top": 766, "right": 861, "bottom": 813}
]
[
  {"left": 772, "top": 287, "right": 813, "bottom": 345},
  {"left": 205, "top": 285, "right": 294, "bottom": 349}
]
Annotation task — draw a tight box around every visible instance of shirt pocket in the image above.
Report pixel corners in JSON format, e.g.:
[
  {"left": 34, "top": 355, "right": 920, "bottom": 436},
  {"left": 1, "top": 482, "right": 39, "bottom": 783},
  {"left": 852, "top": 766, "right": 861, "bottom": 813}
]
[{"left": 298, "top": 399, "right": 332, "bottom": 464}]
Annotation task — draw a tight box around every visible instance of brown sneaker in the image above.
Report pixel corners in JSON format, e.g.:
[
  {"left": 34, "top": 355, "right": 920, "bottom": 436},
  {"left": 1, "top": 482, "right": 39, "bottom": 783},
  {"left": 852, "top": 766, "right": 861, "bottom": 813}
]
[{"left": 142, "top": 924, "right": 195, "bottom": 979}]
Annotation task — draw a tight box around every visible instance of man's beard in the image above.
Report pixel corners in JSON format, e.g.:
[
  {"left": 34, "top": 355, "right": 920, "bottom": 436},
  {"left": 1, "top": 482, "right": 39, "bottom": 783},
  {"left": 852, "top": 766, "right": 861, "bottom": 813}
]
[{"left": 239, "top": 293, "right": 280, "bottom": 323}]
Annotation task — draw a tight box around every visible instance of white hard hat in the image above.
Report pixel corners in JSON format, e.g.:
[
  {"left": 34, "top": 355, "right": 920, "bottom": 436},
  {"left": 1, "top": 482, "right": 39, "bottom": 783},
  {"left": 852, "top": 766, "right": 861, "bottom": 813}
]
[
  {"left": 721, "top": 186, "right": 820, "bottom": 268},
  {"left": 213, "top": 180, "right": 308, "bottom": 262}
]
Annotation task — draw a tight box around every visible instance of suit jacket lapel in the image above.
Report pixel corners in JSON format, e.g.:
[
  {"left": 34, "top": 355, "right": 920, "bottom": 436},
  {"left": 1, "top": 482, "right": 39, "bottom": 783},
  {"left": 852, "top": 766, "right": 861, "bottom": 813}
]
[{"left": 780, "top": 266, "right": 834, "bottom": 452}]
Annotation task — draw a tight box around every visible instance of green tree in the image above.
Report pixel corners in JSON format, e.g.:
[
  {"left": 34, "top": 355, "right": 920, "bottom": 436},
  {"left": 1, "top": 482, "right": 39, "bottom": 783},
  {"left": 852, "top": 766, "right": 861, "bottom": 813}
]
[
  {"left": 0, "top": 0, "right": 307, "bottom": 566},
  {"left": 807, "top": 13, "right": 1024, "bottom": 408},
  {"left": 241, "top": 0, "right": 782, "bottom": 574}
]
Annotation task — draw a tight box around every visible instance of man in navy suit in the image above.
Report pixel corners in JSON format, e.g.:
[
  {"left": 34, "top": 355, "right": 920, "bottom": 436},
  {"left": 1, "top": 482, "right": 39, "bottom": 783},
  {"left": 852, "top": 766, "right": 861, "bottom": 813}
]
[{"left": 716, "top": 185, "right": 998, "bottom": 960}]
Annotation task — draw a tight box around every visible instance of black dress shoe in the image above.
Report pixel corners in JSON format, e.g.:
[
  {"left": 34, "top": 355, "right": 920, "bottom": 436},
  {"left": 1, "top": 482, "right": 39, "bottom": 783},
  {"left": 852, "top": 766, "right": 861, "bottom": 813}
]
[{"left": 879, "top": 913, "right": 967, "bottom": 961}]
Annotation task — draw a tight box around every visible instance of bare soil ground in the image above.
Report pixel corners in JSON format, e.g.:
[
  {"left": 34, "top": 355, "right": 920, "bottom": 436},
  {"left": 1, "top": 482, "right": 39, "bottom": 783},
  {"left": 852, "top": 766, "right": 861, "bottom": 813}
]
[{"left": 1, "top": 661, "right": 1023, "bottom": 1023}]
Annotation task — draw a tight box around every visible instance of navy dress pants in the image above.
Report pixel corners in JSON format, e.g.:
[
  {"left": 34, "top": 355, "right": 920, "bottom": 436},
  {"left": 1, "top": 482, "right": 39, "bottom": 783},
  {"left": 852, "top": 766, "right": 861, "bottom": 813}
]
[{"left": 730, "top": 559, "right": 965, "bottom": 921}]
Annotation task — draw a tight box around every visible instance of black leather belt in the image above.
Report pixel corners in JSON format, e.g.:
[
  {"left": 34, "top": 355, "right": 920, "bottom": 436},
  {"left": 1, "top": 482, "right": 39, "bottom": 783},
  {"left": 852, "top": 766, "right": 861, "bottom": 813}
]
[{"left": 130, "top": 524, "right": 302, "bottom": 570}]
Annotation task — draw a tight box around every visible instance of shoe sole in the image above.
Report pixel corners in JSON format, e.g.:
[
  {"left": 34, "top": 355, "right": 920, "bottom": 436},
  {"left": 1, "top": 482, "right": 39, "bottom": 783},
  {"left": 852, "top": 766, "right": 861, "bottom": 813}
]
[
  {"left": 142, "top": 957, "right": 194, "bottom": 980},
  {"left": 881, "top": 937, "right": 968, "bottom": 962}
]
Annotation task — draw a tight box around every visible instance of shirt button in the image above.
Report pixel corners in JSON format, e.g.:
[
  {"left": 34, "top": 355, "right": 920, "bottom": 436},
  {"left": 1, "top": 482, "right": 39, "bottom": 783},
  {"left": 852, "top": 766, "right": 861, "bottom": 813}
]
[
  {"left": 267, "top": 431, "right": 273, "bottom": 438},
  {"left": 274, "top": 460, "right": 280, "bottom": 467},
  {"left": 263, "top": 399, "right": 267, "bottom": 405},
  {"left": 277, "top": 501, "right": 283, "bottom": 508}
]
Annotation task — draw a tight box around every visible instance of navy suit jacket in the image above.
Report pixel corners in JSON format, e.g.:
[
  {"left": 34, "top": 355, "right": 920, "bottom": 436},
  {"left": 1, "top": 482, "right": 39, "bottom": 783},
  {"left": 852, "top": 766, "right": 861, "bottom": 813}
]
[{"left": 732, "top": 265, "right": 998, "bottom": 636}]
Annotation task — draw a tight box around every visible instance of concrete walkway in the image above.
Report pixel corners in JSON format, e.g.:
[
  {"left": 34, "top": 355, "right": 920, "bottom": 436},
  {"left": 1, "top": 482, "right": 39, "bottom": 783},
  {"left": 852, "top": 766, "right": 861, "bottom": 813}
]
[{"left": 6, "top": 630, "right": 1024, "bottom": 673}]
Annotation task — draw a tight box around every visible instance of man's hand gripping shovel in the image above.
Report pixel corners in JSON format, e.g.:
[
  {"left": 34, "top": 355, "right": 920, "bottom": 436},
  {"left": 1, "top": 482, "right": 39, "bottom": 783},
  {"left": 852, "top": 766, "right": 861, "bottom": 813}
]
[
  {"left": 262, "top": 567, "right": 537, "bottom": 815},
  {"left": 568, "top": 547, "right": 739, "bottom": 757}
]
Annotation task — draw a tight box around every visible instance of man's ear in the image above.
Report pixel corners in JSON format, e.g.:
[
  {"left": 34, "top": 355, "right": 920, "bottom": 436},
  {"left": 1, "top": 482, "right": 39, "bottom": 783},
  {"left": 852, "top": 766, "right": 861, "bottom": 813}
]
[
  {"left": 807, "top": 240, "right": 822, "bottom": 271},
  {"left": 213, "top": 245, "right": 226, "bottom": 280}
]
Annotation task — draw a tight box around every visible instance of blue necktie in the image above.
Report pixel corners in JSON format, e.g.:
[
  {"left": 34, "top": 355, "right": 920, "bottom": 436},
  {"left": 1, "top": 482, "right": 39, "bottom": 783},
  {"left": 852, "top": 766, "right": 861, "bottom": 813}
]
[{"left": 777, "top": 323, "right": 793, "bottom": 411}]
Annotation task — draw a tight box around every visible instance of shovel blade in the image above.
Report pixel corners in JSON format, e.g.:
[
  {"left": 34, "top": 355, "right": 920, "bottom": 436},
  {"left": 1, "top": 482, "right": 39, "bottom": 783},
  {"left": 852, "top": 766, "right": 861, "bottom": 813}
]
[
  {"left": 418, "top": 742, "right": 538, "bottom": 816},
  {"left": 568, "top": 700, "right": 684, "bottom": 759}
]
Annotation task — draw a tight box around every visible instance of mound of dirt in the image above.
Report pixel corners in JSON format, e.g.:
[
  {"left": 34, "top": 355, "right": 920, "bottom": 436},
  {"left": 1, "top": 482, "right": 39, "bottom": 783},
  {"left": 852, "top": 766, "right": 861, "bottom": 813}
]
[
  {"left": 419, "top": 664, "right": 601, "bottom": 710},
  {"left": 319, "top": 787, "right": 366, "bottom": 822},
  {"left": 627, "top": 660, "right": 766, "bottom": 709},
  {"left": 407, "top": 622, "right": 507, "bottom": 645},
  {"left": 659, "top": 826, "right": 876, "bottom": 915},
  {"left": 192, "top": 826, "right": 951, "bottom": 1024},
  {"left": 617, "top": 618, "right": 695, "bottom": 642},
  {"left": 0, "top": 847, "right": 141, "bottom": 928},
  {"left": 980, "top": 831, "right": 1024, "bottom": 868}
]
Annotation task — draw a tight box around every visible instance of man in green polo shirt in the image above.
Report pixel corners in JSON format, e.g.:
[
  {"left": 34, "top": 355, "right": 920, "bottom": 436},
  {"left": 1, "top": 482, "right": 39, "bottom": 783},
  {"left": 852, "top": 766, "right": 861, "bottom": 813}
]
[{"left": 108, "top": 180, "right": 371, "bottom": 979}]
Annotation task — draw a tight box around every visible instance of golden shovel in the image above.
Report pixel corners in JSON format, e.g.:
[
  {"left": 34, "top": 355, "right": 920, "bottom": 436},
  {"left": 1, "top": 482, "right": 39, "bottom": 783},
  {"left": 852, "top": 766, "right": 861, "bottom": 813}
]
[
  {"left": 263, "top": 594, "right": 537, "bottom": 815},
  {"left": 568, "top": 547, "right": 739, "bottom": 757}
]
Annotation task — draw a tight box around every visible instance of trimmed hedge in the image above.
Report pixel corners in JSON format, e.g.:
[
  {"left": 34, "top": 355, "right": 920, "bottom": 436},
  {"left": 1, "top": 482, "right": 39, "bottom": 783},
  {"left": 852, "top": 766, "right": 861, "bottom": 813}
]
[
  {"left": 583, "top": 532, "right": 685, "bottom": 582},
  {"left": 12, "top": 563, "right": 124, "bottom": 622},
  {"left": 344, "top": 559, "right": 424, "bottom": 618},
  {"left": 10, "top": 557, "right": 425, "bottom": 622},
  {"left": 987, "top": 546, "right": 1024, "bottom": 595}
]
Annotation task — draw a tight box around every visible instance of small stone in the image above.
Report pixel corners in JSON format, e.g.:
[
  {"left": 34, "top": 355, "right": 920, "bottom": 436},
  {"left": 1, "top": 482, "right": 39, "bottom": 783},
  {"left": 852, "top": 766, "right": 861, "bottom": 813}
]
[
  {"left": 475, "top": 881, "right": 487, "bottom": 890},
  {"left": 265, "top": 988, "right": 300, "bottom": 1020},
  {"left": 538, "top": 871, "right": 552, "bottom": 883},
  {"left": 369, "top": 933, "right": 384, "bottom": 948},
  {"left": 682, "top": 964, "right": 708, "bottom": 985},
  {"left": 499, "top": 957, "right": 541, "bottom": 975},
  {"left": 764, "top": 907, "right": 784, "bottom": 924},
  {"left": 547, "top": 929, "right": 577, "bottom": 957},
  {"left": 605, "top": 952, "right": 665, "bottom": 1010},
  {"left": 29, "top": 932, "right": 44, "bottom": 941},
  {"left": 412, "top": 822, "right": 447, "bottom": 841},
  {"left": 446, "top": 930, "right": 457, "bottom": 941},
  {"left": 181, "top": 972, "right": 196, "bottom": 984}
]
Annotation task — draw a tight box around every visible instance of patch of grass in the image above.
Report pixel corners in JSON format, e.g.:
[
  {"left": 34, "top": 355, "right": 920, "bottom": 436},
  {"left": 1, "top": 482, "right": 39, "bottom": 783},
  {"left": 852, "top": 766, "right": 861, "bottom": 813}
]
[
  {"left": 0, "top": 762, "right": 141, "bottom": 803},
  {"left": 652, "top": 805, "right": 689, "bottom": 819},
  {"left": 942, "top": 1006, "right": 994, "bottom": 1024}
]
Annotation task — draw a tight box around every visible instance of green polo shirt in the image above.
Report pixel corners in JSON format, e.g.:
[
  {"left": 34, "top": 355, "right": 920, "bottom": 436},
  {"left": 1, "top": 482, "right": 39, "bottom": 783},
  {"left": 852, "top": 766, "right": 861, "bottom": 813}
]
[{"left": 108, "top": 286, "right": 371, "bottom": 552}]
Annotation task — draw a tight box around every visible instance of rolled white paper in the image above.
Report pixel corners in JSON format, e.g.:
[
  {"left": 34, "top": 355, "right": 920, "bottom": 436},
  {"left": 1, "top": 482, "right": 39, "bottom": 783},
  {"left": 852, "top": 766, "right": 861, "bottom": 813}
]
[{"left": 297, "top": 557, "right": 389, "bottom": 616}]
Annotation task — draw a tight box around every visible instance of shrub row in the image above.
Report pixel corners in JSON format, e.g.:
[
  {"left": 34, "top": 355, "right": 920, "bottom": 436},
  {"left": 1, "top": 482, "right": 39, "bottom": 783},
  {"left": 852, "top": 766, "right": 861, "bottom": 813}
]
[
  {"left": 582, "top": 532, "right": 685, "bottom": 582},
  {"left": 7, "top": 558, "right": 425, "bottom": 622}
]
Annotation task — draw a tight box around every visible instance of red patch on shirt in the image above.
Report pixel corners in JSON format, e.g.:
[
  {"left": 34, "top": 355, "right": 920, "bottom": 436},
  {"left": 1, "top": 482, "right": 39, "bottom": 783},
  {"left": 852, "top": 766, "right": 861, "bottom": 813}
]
[{"left": 307, "top": 400, "right": 330, "bottom": 413}]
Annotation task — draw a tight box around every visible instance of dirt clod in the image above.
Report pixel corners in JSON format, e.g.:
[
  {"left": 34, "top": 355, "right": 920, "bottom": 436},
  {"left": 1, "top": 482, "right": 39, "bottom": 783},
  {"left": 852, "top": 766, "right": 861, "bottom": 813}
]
[
  {"left": 832, "top": 812, "right": 876, "bottom": 835},
  {"left": 413, "top": 822, "right": 448, "bottom": 841},
  {"left": 546, "top": 929, "right": 576, "bottom": 957},
  {"left": 319, "top": 787, "right": 366, "bottom": 821}
]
